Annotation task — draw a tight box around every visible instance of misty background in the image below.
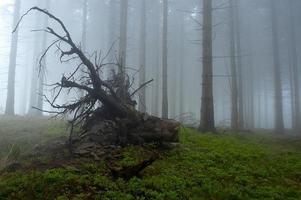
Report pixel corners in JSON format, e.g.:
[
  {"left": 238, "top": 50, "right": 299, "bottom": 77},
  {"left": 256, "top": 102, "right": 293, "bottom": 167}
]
[{"left": 0, "top": 0, "right": 301, "bottom": 132}]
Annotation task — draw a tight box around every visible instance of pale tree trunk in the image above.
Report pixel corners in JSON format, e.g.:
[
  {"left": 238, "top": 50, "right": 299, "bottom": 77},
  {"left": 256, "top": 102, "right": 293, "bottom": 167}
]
[
  {"left": 229, "top": 0, "right": 238, "bottom": 129},
  {"left": 200, "top": 0, "right": 215, "bottom": 132},
  {"left": 178, "top": 12, "right": 185, "bottom": 123},
  {"left": 28, "top": 1, "right": 41, "bottom": 116},
  {"left": 5, "top": 0, "right": 21, "bottom": 115},
  {"left": 36, "top": 0, "right": 50, "bottom": 116},
  {"left": 118, "top": 0, "right": 128, "bottom": 100},
  {"left": 288, "top": 0, "right": 300, "bottom": 131},
  {"left": 79, "top": 0, "right": 88, "bottom": 98},
  {"left": 138, "top": 0, "right": 146, "bottom": 113},
  {"left": 151, "top": 0, "right": 160, "bottom": 117},
  {"left": 234, "top": 0, "right": 244, "bottom": 129},
  {"left": 270, "top": 0, "right": 284, "bottom": 133},
  {"left": 82, "top": 0, "right": 88, "bottom": 52},
  {"left": 161, "top": 0, "right": 168, "bottom": 118},
  {"left": 119, "top": 1, "right": 128, "bottom": 74},
  {"left": 107, "top": 0, "right": 118, "bottom": 75}
]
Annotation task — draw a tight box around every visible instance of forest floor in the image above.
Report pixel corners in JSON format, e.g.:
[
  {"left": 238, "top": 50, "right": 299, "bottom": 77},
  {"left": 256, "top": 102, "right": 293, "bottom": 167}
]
[{"left": 0, "top": 116, "right": 300, "bottom": 200}]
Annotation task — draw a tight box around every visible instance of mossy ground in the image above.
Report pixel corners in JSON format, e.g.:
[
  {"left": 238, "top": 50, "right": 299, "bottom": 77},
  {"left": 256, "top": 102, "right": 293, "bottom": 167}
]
[{"left": 0, "top": 117, "right": 300, "bottom": 200}]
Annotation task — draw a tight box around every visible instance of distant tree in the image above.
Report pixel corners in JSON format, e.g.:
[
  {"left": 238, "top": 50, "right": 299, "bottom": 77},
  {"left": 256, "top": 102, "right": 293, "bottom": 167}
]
[
  {"left": 28, "top": 0, "right": 41, "bottom": 116},
  {"left": 161, "top": 0, "right": 169, "bottom": 118},
  {"left": 234, "top": 0, "right": 244, "bottom": 129},
  {"left": 36, "top": 0, "right": 50, "bottom": 116},
  {"left": 118, "top": 0, "right": 128, "bottom": 99},
  {"left": 150, "top": 0, "right": 160, "bottom": 117},
  {"left": 5, "top": 0, "right": 21, "bottom": 115},
  {"left": 229, "top": 0, "right": 238, "bottom": 129},
  {"left": 288, "top": 0, "right": 300, "bottom": 131},
  {"left": 270, "top": 0, "right": 284, "bottom": 133},
  {"left": 81, "top": 0, "right": 88, "bottom": 51},
  {"left": 138, "top": 0, "right": 146, "bottom": 113},
  {"left": 200, "top": 0, "right": 215, "bottom": 132}
]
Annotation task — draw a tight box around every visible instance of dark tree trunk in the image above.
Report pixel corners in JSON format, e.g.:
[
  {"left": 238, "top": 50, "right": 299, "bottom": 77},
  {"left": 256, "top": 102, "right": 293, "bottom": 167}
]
[
  {"left": 138, "top": 0, "right": 146, "bottom": 113},
  {"left": 161, "top": 0, "right": 169, "bottom": 119},
  {"left": 200, "top": 0, "right": 215, "bottom": 132},
  {"left": 288, "top": 0, "right": 300, "bottom": 131},
  {"left": 270, "top": 0, "right": 284, "bottom": 134},
  {"left": 229, "top": 0, "right": 238, "bottom": 129}
]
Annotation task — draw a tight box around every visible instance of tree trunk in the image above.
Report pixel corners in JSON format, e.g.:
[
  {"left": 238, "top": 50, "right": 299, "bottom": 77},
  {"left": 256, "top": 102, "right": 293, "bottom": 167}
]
[
  {"left": 229, "top": 0, "right": 238, "bottom": 129},
  {"left": 178, "top": 11, "right": 185, "bottom": 123},
  {"left": 81, "top": 0, "right": 88, "bottom": 52},
  {"left": 288, "top": 0, "right": 300, "bottom": 131},
  {"left": 36, "top": 0, "right": 50, "bottom": 116},
  {"left": 151, "top": 0, "right": 160, "bottom": 117},
  {"left": 28, "top": 1, "right": 41, "bottom": 116},
  {"left": 118, "top": 0, "right": 128, "bottom": 100},
  {"left": 200, "top": 0, "right": 215, "bottom": 132},
  {"left": 5, "top": 0, "right": 21, "bottom": 115},
  {"left": 138, "top": 0, "right": 146, "bottom": 113},
  {"left": 270, "top": 0, "right": 284, "bottom": 134},
  {"left": 234, "top": 0, "right": 244, "bottom": 129},
  {"left": 161, "top": 0, "right": 168, "bottom": 119}
]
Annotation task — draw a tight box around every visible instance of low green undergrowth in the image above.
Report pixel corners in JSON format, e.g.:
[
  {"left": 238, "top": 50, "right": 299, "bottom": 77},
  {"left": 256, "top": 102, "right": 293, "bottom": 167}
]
[{"left": 0, "top": 121, "right": 301, "bottom": 200}]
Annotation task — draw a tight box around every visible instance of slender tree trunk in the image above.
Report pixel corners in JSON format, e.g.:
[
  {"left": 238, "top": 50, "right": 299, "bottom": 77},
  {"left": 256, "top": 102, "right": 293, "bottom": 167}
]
[
  {"left": 229, "top": 0, "right": 238, "bottom": 129},
  {"left": 161, "top": 0, "right": 168, "bottom": 118},
  {"left": 151, "top": 0, "right": 160, "bottom": 117},
  {"left": 5, "top": 0, "right": 21, "bottom": 115},
  {"left": 82, "top": 0, "right": 88, "bottom": 52},
  {"left": 178, "top": 12, "right": 185, "bottom": 122},
  {"left": 270, "top": 0, "right": 284, "bottom": 134},
  {"left": 36, "top": 0, "right": 50, "bottom": 116},
  {"left": 200, "top": 0, "right": 215, "bottom": 132},
  {"left": 119, "top": 0, "right": 128, "bottom": 99},
  {"left": 138, "top": 0, "right": 146, "bottom": 113},
  {"left": 79, "top": 0, "right": 88, "bottom": 98},
  {"left": 288, "top": 0, "right": 300, "bottom": 131},
  {"left": 28, "top": 1, "right": 41, "bottom": 116},
  {"left": 234, "top": 0, "right": 244, "bottom": 129}
]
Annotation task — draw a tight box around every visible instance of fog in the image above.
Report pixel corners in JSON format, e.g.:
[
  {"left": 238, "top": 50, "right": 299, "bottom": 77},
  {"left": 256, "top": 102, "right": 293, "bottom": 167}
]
[{"left": 1, "top": 0, "right": 301, "bottom": 133}]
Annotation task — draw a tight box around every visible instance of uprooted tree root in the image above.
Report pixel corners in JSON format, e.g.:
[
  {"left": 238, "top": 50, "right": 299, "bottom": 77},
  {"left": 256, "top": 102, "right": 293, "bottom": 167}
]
[{"left": 12, "top": 7, "right": 180, "bottom": 178}]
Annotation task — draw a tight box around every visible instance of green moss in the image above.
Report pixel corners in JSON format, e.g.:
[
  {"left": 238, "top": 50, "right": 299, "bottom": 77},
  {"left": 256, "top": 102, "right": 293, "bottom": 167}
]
[{"left": 0, "top": 125, "right": 301, "bottom": 200}]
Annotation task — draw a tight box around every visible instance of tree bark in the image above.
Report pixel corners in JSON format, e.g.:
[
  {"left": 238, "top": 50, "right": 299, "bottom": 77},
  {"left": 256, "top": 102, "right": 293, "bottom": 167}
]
[
  {"left": 161, "top": 0, "right": 169, "bottom": 118},
  {"left": 28, "top": 1, "right": 41, "bottom": 116},
  {"left": 5, "top": 0, "right": 21, "bottom": 115},
  {"left": 36, "top": 0, "right": 50, "bottom": 116},
  {"left": 229, "top": 0, "right": 238, "bottom": 129},
  {"left": 270, "top": 0, "right": 284, "bottom": 134},
  {"left": 288, "top": 0, "right": 300, "bottom": 131},
  {"left": 138, "top": 0, "right": 146, "bottom": 113},
  {"left": 234, "top": 0, "right": 244, "bottom": 129},
  {"left": 118, "top": 0, "right": 128, "bottom": 100},
  {"left": 200, "top": 0, "right": 215, "bottom": 132}
]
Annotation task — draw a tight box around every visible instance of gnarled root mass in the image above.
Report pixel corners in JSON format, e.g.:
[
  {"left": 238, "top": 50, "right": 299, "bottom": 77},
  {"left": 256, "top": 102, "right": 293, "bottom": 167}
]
[{"left": 15, "top": 7, "right": 180, "bottom": 157}]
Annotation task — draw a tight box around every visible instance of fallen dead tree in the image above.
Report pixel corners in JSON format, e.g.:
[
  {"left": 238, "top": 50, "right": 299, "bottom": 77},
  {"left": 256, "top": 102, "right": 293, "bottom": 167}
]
[{"left": 15, "top": 7, "right": 179, "bottom": 154}]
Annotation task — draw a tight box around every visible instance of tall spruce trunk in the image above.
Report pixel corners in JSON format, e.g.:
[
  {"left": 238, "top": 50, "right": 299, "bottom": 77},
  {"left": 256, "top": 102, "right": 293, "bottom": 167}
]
[
  {"left": 118, "top": 0, "right": 128, "bottom": 100},
  {"left": 161, "top": 0, "right": 169, "bottom": 118},
  {"left": 288, "top": 0, "right": 300, "bottom": 131},
  {"left": 138, "top": 0, "right": 146, "bottom": 113},
  {"left": 229, "top": 0, "right": 238, "bottom": 129},
  {"left": 270, "top": 0, "right": 284, "bottom": 133},
  {"left": 5, "top": 0, "right": 21, "bottom": 115},
  {"left": 36, "top": 0, "right": 50, "bottom": 116},
  {"left": 151, "top": 0, "right": 160, "bottom": 117},
  {"left": 200, "top": 0, "right": 215, "bottom": 132},
  {"left": 234, "top": 0, "right": 244, "bottom": 129},
  {"left": 28, "top": 1, "right": 41, "bottom": 116}
]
